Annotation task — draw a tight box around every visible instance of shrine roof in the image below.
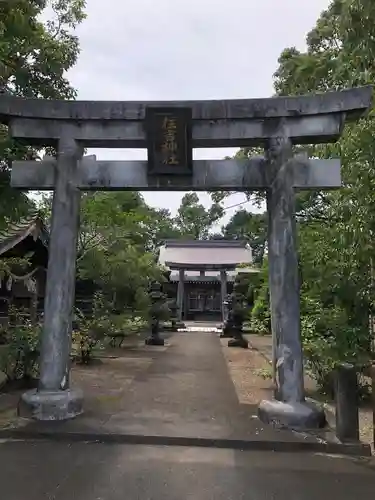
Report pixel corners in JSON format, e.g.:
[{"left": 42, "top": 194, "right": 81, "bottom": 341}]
[
  {"left": 0, "top": 212, "right": 49, "bottom": 257},
  {"left": 159, "top": 240, "right": 253, "bottom": 270}
]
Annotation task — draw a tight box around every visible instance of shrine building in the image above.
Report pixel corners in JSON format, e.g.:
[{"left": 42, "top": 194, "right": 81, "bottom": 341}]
[{"left": 159, "top": 239, "right": 257, "bottom": 322}]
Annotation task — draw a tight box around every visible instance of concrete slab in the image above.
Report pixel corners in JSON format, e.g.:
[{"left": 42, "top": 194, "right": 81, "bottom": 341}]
[
  {"left": 1, "top": 332, "right": 370, "bottom": 456},
  {"left": 7, "top": 332, "right": 287, "bottom": 441},
  {"left": 0, "top": 441, "right": 374, "bottom": 500}
]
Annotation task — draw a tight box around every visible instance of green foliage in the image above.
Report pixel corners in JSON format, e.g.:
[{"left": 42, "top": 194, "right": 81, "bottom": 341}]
[
  {"left": 301, "top": 296, "right": 370, "bottom": 395},
  {"left": 273, "top": 0, "right": 375, "bottom": 96},
  {"left": 72, "top": 192, "right": 168, "bottom": 313},
  {"left": 249, "top": 259, "right": 270, "bottom": 334},
  {"left": 71, "top": 293, "right": 148, "bottom": 363},
  {"left": 71, "top": 292, "right": 108, "bottom": 364},
  {"left": 247, "top": 1, "right": 375, "bottom": 392},
  {"left": 251, "top": 301, "right": 270, "bottom": 335},
  {"left": 71, "top": 310, "right": 105, "bottom": 365},
  {"left": 108, "top": 315, "right": 147, "bottom": 336},
  {"left": 152, "top": 300, "right": 171, "bottom": 322},
  {"left": 0, "top": 307, "right": 41, "bottom": 381},
  {"left": 0, "top": 0, "right": 86, "bottom": 227},
  {"left": 233, "top": 272, "right": 258, "bottom": 313},
  {"left": 253, "top": 367, "right": 273, "bottom": 380},
  {"left": 222, "top": 210, "right": 267, "bottom": 265},
  {"left": 174, "top": 192, "right": 224, "bottom": 239}
]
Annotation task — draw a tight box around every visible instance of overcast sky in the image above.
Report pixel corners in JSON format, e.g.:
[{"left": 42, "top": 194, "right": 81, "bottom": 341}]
[{"left": 65, "top": 0, "right": 331, "bottom": 225}]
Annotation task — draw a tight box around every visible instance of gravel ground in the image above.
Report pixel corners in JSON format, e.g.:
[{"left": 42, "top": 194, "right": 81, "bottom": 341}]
[
  {"left": 221, "top": 334, "right": 374, "bottom": 451},
  {"left": 1, "top": 333, "right": 373, "bottom": 451},
  {"left": 220, "top": 338, "right": 275, "bottom": 405}
]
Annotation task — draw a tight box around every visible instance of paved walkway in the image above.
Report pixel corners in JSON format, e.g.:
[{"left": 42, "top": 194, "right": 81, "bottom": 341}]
[
  {"left": 0, "top": 441, "right": 374, "bottom": 500},
  {"left": 5, "top": 331, "right": 323, "bottom": 446},
  {"left": 3, "top": 330, "right": 371, "bottom": 455},
  {"left": 1, "top": 331, "right": 375, "bottom": 499},
  {"left": 180, "top": 322, "right": 221, "bottom": 333}
]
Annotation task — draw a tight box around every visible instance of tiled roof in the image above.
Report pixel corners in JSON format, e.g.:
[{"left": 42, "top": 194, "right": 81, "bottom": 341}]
[
  {"left": 0, "top": 212, "right": 49, "bottom": 256},
  {"left": 159, "top": 239, "right": 253, "bottom": 269}
]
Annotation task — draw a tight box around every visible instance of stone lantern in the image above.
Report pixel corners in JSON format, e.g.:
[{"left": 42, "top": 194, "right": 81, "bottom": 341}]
[{"left": 145, "top": 281, "right": 170, "bottom": 346}]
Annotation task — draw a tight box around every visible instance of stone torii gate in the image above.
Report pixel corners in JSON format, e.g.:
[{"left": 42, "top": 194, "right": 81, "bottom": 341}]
[{"left": 0, "top": 87, "right": 372, "bottom": 427}]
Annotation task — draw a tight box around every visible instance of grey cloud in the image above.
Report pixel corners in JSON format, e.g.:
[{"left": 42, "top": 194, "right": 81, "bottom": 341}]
[{"left": 69, "top": 0, "right": 330, "bottom": 100}]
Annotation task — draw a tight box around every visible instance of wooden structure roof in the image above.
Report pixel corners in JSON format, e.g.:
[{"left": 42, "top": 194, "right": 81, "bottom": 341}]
[
  {"left": 159, "top": 240, "right": 253, "bottom": 271},
  {"left": 0, "top": 212, "right": 49, "bottom": 258}
]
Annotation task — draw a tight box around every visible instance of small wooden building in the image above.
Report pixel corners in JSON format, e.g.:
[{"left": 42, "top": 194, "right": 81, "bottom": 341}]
[
  {"left": 159, "top": 240, "right": 258, "bottom": 322},
  {"left": 0, "top": 214, "right": 49, "bottom": 324},
  {"left": 0, "top": 214, "right": 102, "bottom": 325}
]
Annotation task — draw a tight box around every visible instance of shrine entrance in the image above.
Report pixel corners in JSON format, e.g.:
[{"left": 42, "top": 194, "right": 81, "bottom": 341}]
[
  {"left": 0, "top": 85, "right": 371, "bottom": 428},
  {"left": 187, "top": 289, "right": 221, "bottom": 321}
]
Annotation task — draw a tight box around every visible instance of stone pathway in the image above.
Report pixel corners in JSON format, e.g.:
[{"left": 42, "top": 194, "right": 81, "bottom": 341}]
[
  {"left": 0, "top": 330, "right": 370, "bottom": 456},
  {"left": 180, "top": 326, "right": 221, "bottom": 333},
  {"left": 180, "top": 321, "right": 221, "bottom": 333},
  {"left": 1, "top": 441, "right": 374, "bottom": 500},
  {"left": 0, "top": 331, "right": 327, "bottom": 447}
]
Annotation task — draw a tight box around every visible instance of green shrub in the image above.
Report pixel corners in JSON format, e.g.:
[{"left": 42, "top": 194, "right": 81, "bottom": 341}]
[
  {"left": 253, "top": 367, "right": 273, "bottom": 380},
  {"left": 109, "top": 314, "right": 147, "bottom": 335},
  {"left": 250, "top": 292, "right": 271, "bottom": 334},
  {"left": 301, "top": 297, "right": 371, "bottom": 396},
  {"left": 103, "top": 314, "right": 146, "bottom": 347},
  {"left": 71, "top": 308, "right": 106, "bottom": 364},
  {"left": 0, "top": 318, "right": 41, "bottom": 381},
  {"left": 71, "top": 328, "right": 103, "bottom": 365},
  {"left": 71, "top": 303, "right": 149, "bottom": 362}
]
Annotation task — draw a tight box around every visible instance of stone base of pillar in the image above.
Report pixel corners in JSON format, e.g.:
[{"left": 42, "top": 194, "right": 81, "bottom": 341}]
[
  {"left": 258, "top": 399, "right": 326, "bottom": 429},
  {"left": 18, "top": 388, "right": 84, "bottom": 421},
  {"left": 228, "top": 337, "right": 249, "bottom": 349},
  {"left": 145, "top": 336, "right": 165, "bottom": 346}
]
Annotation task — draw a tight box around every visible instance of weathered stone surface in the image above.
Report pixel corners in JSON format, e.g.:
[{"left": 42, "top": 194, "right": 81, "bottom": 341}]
[
  {"left": 0, "top": 370, "right": 7, "bottom": 389},
  {"left": 145, "top": 282, "right": 167, "bottom": 347},
  {"left": 9, "top": 113, "right": 345, "bottom": 148},
  {"left": 11, "top": 157, "right": 341, "bottom": 191},
  {"left": 335, "top": 363, "right": 360, "bottom": 442},
  {"left": 0, "top": 86, "right": 371, "bottom": 121},
  {"left": 18, "top": 389, "right": 83, "bottom": 421},
  {"left": 266, "top": 134, "right": 304, "bottom": 404},
  {"left": 258, "top": 399, "right": 326, "bottom": 429},
  {"left": 38, "top": 135, "right": 82, "bottom": 393},
  {"left": 228, "top": 337, "right": 249, "bottom": 349}
]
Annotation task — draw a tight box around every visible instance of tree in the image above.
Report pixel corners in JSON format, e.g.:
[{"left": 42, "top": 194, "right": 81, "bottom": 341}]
[
  {"left": 265, "top": 0, "right": 375, "bottom": 389},
  {"left": 75, "top": 191, "right": 170, "bottom": 313},
  {"left": 35, "top": 185, "right": 181, "bottom": 315},
  {"left": 137, "top": 206, "right": 181, "bottom": 253},
  {"left": 222, "top": 210, "right": 267, "bottom": 265},
  {"left": 273, "top": 0, "right": 375, "bottom": 96},
  {"left": 174, "top": 192, "right": 224, "bottom": 239},
  {"left": 0, "top": 0, "right": 86, "bottom": 227}
]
